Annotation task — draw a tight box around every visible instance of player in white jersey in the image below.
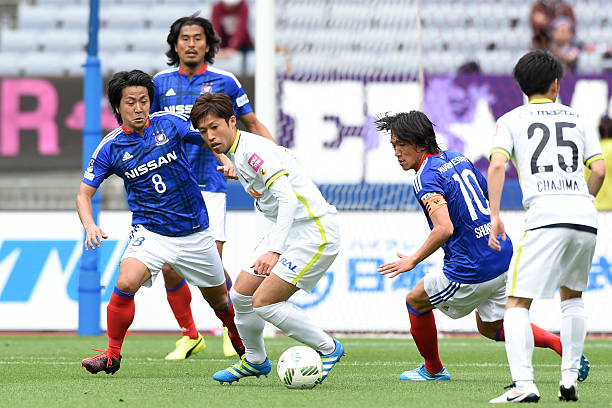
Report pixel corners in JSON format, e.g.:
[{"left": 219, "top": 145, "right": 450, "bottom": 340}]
[
  {"left": 189, "top": 92, "right": 344, "bottom": 385},
  {"left": 487, "top": 50, "right": 605, "bottom": 403}
]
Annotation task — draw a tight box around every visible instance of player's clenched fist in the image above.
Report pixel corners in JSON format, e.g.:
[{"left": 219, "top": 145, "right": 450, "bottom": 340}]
[{"left": 252, "top": 251, "right": 280, "bottom": 276}]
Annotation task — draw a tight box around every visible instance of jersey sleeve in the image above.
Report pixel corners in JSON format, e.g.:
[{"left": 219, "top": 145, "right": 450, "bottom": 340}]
[
  {"left": 490, "top": 115, "right": 513, "bottom": 162},
  {"left": 81, "top": 141, "right": 113, "bottom": 188},
  {"left": 414, "top": 169, "right": 447, "bottom": 216},
  {"left": 244, "top": 143, "right": 288, "bottom": 189},
  {"left": 173, "top": 114, "right": 204, "bottom": 145},
  {"left": 225, "top": 76, "right": 253, "bottom": 118},
  {"left": 583, "top": 122, "right": 604, "bottom": 169}
]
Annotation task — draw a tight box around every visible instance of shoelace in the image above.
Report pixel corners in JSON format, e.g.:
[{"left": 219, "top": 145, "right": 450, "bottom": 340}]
[
  {"left": 90, "top": 348, "right": 113, "bottom": 367},
  {"left": 503, "top": 383, "right": 516, "bottom": 390}
]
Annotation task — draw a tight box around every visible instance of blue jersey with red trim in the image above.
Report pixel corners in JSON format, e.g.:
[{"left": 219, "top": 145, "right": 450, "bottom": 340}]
[
  {"left": 151, "top": 65, "right": 254, "bottom": 193},
  {"left": 82, "top": 112, "right": 209, "bottom": 237},
  {"left": 413, "top": 150, "right": 513, "bottom": 284}
]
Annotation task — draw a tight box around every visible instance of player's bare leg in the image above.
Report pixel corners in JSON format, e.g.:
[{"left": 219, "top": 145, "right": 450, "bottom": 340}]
[
  {"left": 162, "top": 264, "right": 206, "bottom": 360},
  {"left": 82, "top": 258, "right": 150, "bottom": 374},
  {"left": 198, "top": 282, "right": 245, "bottom": 356}
]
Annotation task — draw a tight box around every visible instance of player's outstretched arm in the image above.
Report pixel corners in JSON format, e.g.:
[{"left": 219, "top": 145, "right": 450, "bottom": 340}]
[
  {"left": 76, "top": 182, "right": 108, "bottom": 250},
  {"left": 240, "top": 113, "right": 275, "bottom": 142},
  {"left": 587, "top": 159, "right": 605, "bottom": 197},
  {"left": 379, "top": 204, "right": 453, "bottom": 278},
  {"left": 215, "top": 153, "right": 238, "bottom": 179},
  {"left": 487, "top": 153, "right": 507, "bottom": 251}
]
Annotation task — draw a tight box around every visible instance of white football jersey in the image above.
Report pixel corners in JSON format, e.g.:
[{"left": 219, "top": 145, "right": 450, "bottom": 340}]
[
  {"left": 491, "top": 99, "right": 603, "bottom": 229},
  {"left": 226, "top": 130, "right": 336, "bottom": 222}
]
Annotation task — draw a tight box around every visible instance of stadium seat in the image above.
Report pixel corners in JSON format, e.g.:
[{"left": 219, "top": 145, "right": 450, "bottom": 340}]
[
  {"left": 58, "top": 5, "right": 89, "bottom": 31},
  {"left": 0, "top": 28, "right": 41, "bottom": 53},
  {"left": 127, "top": 30, "right": 168, "bottom": 54},
  {"left": 99, "top": 30, "right": 129, "bottom": 53},
  {"left": 40, "top": 29, "right": 87, "bottom": 53},
  {"left": 148, "top": 5, "right": 211, "bottom": 30},
  {"left": 101, "top": 6, "right": 147, "bottom": 30},
  {"left": 0, "top": 52, "right": 25, "bottom": 76},
  {"left": 213, "top": 53, "right": 243, "bottom": 74},
  {"left": 17, "top": 4, "right": 61, "bottom": 30},
  {"left": 63, "top": 52, "right": 87, "bottom": 77},
  {"left": 22, "top": 53, "right": 66, "bottom": 76}
]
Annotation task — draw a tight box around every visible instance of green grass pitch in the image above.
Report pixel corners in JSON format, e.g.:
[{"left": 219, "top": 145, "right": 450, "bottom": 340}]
[{"left": 0, "top": 335, "right": 610, "bottom": 407}]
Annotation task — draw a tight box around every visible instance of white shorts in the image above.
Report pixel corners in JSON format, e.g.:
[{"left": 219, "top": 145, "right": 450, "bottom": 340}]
[
  {"left": 120, "top": 225, "right": 225, "bottom": 288},
  {"left": 243, "top": 212, "right": 341, "bottom": 293},
  {"left": 507, "top": 227, "right": 596, "bottom": 299},
  {"left": 424, "top": 270, "right": 507, "bottom": 322},
  {"left": 202, "top": 191, "right": 227, "bottom": 242}
]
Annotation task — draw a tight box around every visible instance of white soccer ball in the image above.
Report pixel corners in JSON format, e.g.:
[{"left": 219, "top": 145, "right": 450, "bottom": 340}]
[{"left": 277, "top": 346, "right": 322, "bottom": 389}]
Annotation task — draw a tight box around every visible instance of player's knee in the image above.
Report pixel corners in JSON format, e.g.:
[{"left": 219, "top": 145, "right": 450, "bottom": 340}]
[
  {"left": 230, "top": 288, "right": 253, "bottom": 312},
  {"left": 161, "top": 265, "right": 183, "bottom": 287},
  {"left": 252, "top": 292, "right": 272, "bottom": 309},
  {"left": 208, "top": 292, "right": 229, "bottom": 310},
  {"left": 114, "top": 277, "right": 139, "bottom": 294}
]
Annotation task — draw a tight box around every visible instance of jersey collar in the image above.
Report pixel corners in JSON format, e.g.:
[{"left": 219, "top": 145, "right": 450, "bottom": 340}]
[
  {"left": 178, "top": 65, "right": 208, "bottom": 76},
  {"left": 229, "top": 130, "right": 241, "bottom": 155},
  {"left": 121, "top": 117, "right": 150, "bottom": 134},
  {"left": 529, "top": 98, "right": 554, "bottom": 104},
  {"left": 417, "top": 151, "right": 440, "bottom": 171}
]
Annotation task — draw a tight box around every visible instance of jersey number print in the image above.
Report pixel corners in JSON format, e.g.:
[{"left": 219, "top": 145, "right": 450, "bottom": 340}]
[
  {"left": 528, "top": 122, "right": 579, "bottom": 174},
  {"left": 451, "top": 169, "right": 490, "bottom": 221}
]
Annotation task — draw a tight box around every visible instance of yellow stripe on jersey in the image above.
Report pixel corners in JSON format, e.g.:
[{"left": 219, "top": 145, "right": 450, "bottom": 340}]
[
  {"left": 509, "top": 231, "right": 528, "bottom": 297},
  {"left": 265, "top": 170, "right": 289, "bottom": 189},
  {"left": 529, "top": 98, "right": 553, "bottom": 104},
  {"left": 230, "top": 130, "right": 241, "bottom": 154},
  {"left": 584, "top": 153, "right": 604, "bottom": 169},
  {"left": 489, "top": 148, "right": 511, "bottom": 162},
  {"left": 291, "top": 191, "right": 327, "bottom": 286}
]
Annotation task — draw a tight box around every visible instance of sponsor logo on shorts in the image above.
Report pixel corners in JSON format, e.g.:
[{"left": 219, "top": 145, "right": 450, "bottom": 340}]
[{"left": 280, "top": 256, "right": 297, "bottom": 272}]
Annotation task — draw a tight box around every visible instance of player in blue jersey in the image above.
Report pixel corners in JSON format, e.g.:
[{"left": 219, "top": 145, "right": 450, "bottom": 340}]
[
  {"left": 375, "top": 111, "right": 581, "bottom": 383},
  {"left": 151, "top": 14, "right": 273, "bottom": 360},
  {"left": 77, "top": 70, "right": 244, "bottom": 375}
]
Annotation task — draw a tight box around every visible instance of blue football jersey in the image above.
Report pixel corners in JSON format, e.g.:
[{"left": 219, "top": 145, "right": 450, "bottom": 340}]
[
  {"left": 82, "top": 112, "right": 209, "bottom": 237},
  {"left": 413, "top": 151, "right": 513, "bottom": 284},
  {"left": 151, "top": 65, "right": 254, "bottom": 193}
]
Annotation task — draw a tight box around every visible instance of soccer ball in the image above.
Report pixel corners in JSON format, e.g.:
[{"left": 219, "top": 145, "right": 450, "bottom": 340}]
[{"left": 277, "top": 346, "right": 322, "bottom": 389}]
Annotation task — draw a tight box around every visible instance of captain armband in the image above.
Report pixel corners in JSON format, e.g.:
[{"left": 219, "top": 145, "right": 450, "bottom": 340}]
[{"left": 422, "top": 193, "right": 447, "bottom": 216}]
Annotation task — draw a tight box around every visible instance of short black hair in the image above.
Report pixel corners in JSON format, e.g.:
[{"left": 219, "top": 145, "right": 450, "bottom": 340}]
[
  {"left": 107, "top": 70, "right": 154, "bottom": 124},
  {"left": 513, "top": 50, "right": 564, "bottom": 97},
  {"left": 375, "top": 111, "right": 440, "bottom": 154},
  {"left": 165, "top": 15, "right": 220, "bottom": 66}
]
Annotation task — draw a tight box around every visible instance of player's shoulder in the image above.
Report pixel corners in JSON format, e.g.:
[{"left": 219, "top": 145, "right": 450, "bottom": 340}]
[
  {"left": 152, "top": 67, "right": 180, "bottom": 80},
  {"left": 207, "top": 65, "right": 243, "bottom": 87},
  {"left": 93, "top": 127, "right": 124, "bottom": 158},
  {"left": 149, "top": 110, "right": 190, "bottom": 124}
]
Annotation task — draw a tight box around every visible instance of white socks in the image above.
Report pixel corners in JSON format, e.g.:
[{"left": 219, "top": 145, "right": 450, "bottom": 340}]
[
  {"left": 560, "top": 297, "right": 586, "bottom": 386},
  {"left": 504, "top": 307, "right": 535, "bottom": 391},
  {"left": 254, "top": 301, "right": 335, "bottom": 354},
  {"left": 230, "top": 289, "right": 267, "bottom": 364}
]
